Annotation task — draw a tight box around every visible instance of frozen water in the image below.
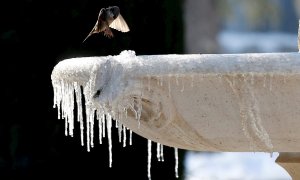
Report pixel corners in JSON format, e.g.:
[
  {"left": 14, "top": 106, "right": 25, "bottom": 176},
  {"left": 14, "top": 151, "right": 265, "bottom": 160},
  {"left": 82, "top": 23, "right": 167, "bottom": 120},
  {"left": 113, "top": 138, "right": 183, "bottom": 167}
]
[
  {"left": 129, "top": 129, "right": 132, "bottom": 146},
  {"left": 155, "top": 143, "right": 164, "bottom": 162},
  {"left": 156, "top": 143, "right": 161, "bottom": 161},
  {"left": 225, "top": 74, "right": 273, "bottom": 152},
  {"left": 160, "top": 144, "right": 164, "bottom": 162},
  {"left": 51, "top": 50, "right": 183, "bottom": 179},
  {"left": 51, "top": 50, "right": 300, "bottom": 179},
  {"left": 107, "top": 114, "right": 112, "bottom": 167},
  {"left": 123, "top": 125, "right": 127, "bottom": 147},
  {"left": 97, "top": 112, "right": 102, "bottom": 144},
  {"left": 174, "top": 148, "right": 179, "bottom": 178},
  {"left": 148, "top": 140, "right": 152, "bottom": 180}
]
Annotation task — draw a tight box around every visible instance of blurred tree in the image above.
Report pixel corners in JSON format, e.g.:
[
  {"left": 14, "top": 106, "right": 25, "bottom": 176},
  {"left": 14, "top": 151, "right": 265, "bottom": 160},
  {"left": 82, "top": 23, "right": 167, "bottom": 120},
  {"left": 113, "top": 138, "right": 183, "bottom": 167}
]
[
  {"left": 217, "top": 0, "right": 298, "bottom": 32},
  {"left": 184, "top": 0, "right": 220, "bottom": 53},
  {"left": 293, "top": 0, "right": 300, "bottom": 18}
]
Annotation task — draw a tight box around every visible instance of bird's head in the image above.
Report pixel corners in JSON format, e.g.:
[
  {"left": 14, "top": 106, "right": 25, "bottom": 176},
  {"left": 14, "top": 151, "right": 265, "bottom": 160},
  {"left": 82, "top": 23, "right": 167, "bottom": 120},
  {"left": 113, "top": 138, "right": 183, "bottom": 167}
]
[{"left": 106, "top": 6, "right": 120, "bottom": 19}]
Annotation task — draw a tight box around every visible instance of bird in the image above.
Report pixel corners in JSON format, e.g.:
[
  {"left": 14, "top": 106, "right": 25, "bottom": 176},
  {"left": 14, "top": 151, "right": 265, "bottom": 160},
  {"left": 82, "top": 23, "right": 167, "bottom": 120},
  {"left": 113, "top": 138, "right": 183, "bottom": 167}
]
[{"left": 82, "top": 6, "right": 130, "bottom": 42}]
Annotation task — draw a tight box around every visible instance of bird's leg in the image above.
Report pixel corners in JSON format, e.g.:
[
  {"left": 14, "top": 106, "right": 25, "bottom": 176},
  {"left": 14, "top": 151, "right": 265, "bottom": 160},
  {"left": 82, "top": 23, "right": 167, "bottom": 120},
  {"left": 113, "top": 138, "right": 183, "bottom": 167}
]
[{"left": 104, "top": 28, "right": 114, "bottom": 38}]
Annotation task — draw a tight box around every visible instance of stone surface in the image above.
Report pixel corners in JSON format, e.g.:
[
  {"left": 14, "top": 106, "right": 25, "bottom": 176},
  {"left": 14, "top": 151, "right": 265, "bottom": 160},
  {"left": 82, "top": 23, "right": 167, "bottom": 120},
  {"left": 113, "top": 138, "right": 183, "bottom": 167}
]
[
  {"left": 276, "top": 152, "right": 300, "bottom": 179},
  {"left": 52, "top": 52, "right": 300, "bottom": 153}
]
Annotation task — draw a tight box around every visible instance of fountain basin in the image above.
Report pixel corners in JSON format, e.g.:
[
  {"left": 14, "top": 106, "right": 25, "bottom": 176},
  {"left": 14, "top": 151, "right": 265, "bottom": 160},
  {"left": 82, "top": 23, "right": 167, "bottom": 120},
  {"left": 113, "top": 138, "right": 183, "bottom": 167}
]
[{"left": 51, "top": 51, "right": 300, "bottom": 152}]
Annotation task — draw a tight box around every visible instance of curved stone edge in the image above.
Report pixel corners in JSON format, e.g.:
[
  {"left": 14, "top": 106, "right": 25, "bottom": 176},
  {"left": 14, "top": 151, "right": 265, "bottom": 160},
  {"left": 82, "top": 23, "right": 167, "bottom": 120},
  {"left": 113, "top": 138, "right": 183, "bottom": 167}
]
[{"left": 276, "top": 152, "right": 300, "bottom": 179}]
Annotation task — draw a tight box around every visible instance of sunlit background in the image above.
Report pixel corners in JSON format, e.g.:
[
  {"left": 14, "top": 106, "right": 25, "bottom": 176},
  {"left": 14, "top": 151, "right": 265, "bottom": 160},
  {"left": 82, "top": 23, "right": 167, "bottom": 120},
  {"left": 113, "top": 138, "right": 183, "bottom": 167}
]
[
  {"left": 185, "top": 152, "right": 291, "bottom": 179},
  {"left": 1, "top": 0, "right": 299, "bottom": 179},
  {"left": 184, "top": 0, "right": 298, "bottom": 54}
]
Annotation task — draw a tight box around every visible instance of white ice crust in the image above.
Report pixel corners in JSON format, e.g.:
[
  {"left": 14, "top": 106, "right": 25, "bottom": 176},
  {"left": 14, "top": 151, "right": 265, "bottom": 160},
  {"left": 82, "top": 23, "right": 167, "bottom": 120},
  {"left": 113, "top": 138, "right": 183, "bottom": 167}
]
[{"left": 51, "top": 51, "right": 300, "bottom": 178}]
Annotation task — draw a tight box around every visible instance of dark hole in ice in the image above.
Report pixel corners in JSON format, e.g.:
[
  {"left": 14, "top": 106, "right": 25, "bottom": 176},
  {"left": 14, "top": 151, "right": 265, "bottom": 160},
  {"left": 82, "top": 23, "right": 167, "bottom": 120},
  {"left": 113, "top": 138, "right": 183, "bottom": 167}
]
[{"left": 93, "top": 89, "right": 102, "bottom": 98}]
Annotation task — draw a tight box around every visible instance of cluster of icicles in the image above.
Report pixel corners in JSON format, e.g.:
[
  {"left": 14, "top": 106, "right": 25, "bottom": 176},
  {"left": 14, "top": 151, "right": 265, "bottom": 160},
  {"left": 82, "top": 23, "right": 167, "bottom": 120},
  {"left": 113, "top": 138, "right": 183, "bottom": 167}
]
[{"left": 52, "top": 80, "right": 179, "bottom": 180}]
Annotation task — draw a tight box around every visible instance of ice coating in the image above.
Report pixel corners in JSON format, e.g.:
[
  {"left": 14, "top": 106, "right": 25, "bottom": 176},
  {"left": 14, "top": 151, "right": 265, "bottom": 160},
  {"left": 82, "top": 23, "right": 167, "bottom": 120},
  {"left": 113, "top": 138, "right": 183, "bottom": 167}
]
[
  {"left": 225, "top": 75, "right": 273, "bottom": 152},
  {"left": 52, "top": 51, "right": 300, "bottom": 151},
  {"left": 147, "top": 140, "right": 152, "bottom": 180},
  {"left": 52, "top": 50, "right": 300, "bottom": 178},
  {"left": 174, "top": 148, "right": 179, "bottom": 178}
]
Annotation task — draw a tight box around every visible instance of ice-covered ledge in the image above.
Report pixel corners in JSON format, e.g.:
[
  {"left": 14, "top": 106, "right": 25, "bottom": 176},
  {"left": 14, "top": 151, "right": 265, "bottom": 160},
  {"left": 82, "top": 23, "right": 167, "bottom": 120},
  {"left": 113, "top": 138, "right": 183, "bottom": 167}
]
[{"left": 51, "top": 50, "right": 300, "bottom": 153}]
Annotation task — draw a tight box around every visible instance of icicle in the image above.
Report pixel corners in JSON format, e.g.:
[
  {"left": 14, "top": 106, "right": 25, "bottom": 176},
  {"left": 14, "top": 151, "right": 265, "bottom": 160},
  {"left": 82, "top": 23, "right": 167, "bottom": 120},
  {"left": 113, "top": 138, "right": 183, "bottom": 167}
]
[
  {"left": 83, "top": 77, "right": 96, "bottom": 150},
  {"left": 217, "top": 74, "right": 222, "bottom": 83},
  {"left": 102, "top": 115, "right": 106, "bottom": 138},
  {"left": 191, "top": 74, "right": 194, "bottom": 87},
  {"left": 251, "top": 72, "right": 254, "bottom": 85},
  {"left": 174, "top": 148, "right": 179, "bottom": 178},
  {"left": 148, "top": 75, "right": 151, "bottom": 91},
  {"left": 129, "top": 130, "right": 132, "bottom": 145},
  {"left": 147, "top": 140, "right": 152, "bottom": 180},
  {"left": 226, "top": 75, "right": 274, "bottom": 152},
  {"left": 59, "top": 80, "right": 65, "bottom": 120},
  {"left": 86, "top": 108, "right": 91, "bottom": 152},
  {"left": 160, "top": 76, "right": 164, "bottom": 86},
  {"left": 98, "top": 111, "right": 103, "bottom": 144},
  {"left": 115, "top": 119, "right": 119, "bottom": 128},
  {"left": 156, "top": 143, "right": 161, "bottom": 161},
  {"left": 80, "top": 117, "right": 84, "bottom": 146},
  {"left": 154, "top": 143, "right": 164, "bottom": 162},
  {"left": 242, "top": 73, "right": 246, "bottom": 82},
  {"left": 176, "top": 75, "right": 179, "bottom": 86},
  {"left": 68, "top": 90, "right": 75, "bottom": 137},
  {"left": 90, "top": 110, "right": 95, "bottom": 148},
  {"left": 232, "top": 74, "right": 235, "bottom": 87},
  {"left": 52, "top": 81, "right": 58, "bottom": 109},
  {"left": 118, "top": 121, "right": 122, "bottom": 143},
  {"left": 56, "top": 99, "right": 61, "bottom": 119},
  {"left": 180, "top": 79, "right": 184, "bottom": 92},
  {"left": 60, "top": 82, "right": 75, "bottom": 138},
  {"left": 269, "top": 73, "right": 273, "bottom": 91},
  {"left": 64, "top": 119, "right": 68, "bottom": 136},
  {"left": 74, "top": 82, "right": 84, "bottom": 146},
  {"left": 107, "top": 114, "right": 113, "bottom": 167},
  {"left": 168, "top": 75, "right": 171, "bottom": 97},
  {"left": 160, "top": 144, "right": 164, "bottom": 162},
  {"left": 123, "top": 125, "right": 127, "bottom": 147}
]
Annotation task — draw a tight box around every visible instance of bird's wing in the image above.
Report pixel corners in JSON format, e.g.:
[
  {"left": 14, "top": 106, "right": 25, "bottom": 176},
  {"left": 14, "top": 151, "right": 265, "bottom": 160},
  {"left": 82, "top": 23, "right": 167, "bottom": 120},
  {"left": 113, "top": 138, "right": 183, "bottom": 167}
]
[{"left": 109, "top": 14, "right": 130, "bottom": 32}]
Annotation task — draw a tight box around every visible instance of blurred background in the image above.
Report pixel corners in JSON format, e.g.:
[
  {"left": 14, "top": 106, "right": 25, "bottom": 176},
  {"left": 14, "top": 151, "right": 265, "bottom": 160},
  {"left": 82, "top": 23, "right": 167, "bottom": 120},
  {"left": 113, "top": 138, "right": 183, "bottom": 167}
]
[{"left": 1, "top": 0, "right": 299, "bottom": 179}]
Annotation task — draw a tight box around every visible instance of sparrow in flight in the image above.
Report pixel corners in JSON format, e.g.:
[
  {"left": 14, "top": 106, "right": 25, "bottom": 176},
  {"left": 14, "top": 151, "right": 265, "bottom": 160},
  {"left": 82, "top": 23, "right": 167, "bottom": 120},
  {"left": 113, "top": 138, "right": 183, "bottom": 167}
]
[{"left": 83, "top": 6, "right": 130, "bottom": 42}]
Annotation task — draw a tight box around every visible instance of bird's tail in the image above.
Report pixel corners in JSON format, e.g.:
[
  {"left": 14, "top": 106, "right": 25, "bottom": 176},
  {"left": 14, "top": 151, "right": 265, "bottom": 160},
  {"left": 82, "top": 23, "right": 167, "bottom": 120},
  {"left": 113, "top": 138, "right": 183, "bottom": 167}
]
[
  {"left": 82, "top": 23, "right": 98, "bottom": 43},
  {"left": 82, "top": 34, "right": 91, "bottom": 43}
]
